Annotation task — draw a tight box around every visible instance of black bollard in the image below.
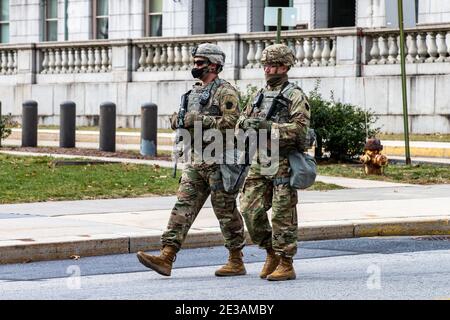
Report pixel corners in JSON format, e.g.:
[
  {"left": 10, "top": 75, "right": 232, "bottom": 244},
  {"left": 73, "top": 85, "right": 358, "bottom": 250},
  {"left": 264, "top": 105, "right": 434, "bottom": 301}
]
[
  {"left": 99, "top": 102, "right": 116, "bottom": 152},
  {"left": 22, "top": 100, "right": 38, "bottom": 147},
  {"left": 60, "top": 101, "right": 76, "bottom": 148},
  {"left": 140, "top": 103, "right": 158, "bottom": 157}
]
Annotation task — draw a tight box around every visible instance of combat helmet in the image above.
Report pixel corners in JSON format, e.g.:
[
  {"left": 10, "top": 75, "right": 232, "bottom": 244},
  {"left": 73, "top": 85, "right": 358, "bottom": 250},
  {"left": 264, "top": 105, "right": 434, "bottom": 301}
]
[
  {"left": 261, "top": 44, "right": 296, "bottom": 67},
  {"left": 192, "top": 43, "right": 226, "bottom": 66}
]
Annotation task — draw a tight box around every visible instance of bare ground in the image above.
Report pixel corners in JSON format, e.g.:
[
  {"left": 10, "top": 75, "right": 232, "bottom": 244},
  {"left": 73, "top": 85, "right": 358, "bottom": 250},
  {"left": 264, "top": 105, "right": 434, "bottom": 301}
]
[{"left": 0, "top": 146, "right": 172, "bottom": 161}]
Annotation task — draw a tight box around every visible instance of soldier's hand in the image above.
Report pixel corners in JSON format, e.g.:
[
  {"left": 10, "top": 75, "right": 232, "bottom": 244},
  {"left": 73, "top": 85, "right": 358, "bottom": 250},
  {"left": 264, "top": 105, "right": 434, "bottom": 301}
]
[
  {"left": 184, "top": 112, "right": 202, "bottom": 128},
  {"left": 258, "top": 119, "right": 273, "bottom": 131},
  {"left": 241, "top": 118, "right": 258, "bottom": 130},
  {"left": 241, "top": 118, "right": 272, "bottom": 131},
  {"left": 169, "top": 112, "right": 178, "bottom": 130}
]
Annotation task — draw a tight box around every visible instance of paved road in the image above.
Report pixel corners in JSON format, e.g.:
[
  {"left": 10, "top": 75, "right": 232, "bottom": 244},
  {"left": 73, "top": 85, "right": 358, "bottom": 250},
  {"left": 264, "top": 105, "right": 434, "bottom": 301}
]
[{"left": 1, "top": 236, "right": 450, "bottom": 300}]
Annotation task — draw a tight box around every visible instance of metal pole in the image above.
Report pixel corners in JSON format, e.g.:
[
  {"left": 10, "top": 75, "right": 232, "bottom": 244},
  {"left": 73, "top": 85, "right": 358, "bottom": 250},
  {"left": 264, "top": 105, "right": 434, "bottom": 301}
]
[
  {"left": 22, "top": 100, "right": 38, "bottom": 147},
  {"left": 276, "top": 8, "right": 282, "bottom": 44},
  {"left": 398, "top": 0, "right": 412, "bottom": 165},
  {"left": 99, "top": 102, "right": 116, "bottom": 152},
  {"left": 140, "top": 103, "right": 158, "bottom": 157},
  {"left": 60, "top": 101, "right": 76, "bottom": 148}
]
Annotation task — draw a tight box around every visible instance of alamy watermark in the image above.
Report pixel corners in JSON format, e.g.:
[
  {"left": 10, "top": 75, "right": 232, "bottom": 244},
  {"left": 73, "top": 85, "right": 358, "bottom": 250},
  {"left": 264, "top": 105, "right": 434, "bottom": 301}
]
[
  {"left": 366, "top": 264, "right": 382, "bottom": 290},
  {"left": 66, "top": 265, "right": 81, "bottom": 290},
  {"left": 173, "top": 121, "right": 280, "bottom": 175}
]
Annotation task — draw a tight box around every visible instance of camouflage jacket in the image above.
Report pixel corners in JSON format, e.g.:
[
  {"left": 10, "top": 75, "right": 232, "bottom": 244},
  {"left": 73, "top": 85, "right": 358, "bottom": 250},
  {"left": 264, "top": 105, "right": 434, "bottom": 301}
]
[
  {"left": 236, "top": 81, "right": 311, "bottom": 153},
  {"left": 189, "top": 78, "right": 240, "bottom": 133},
  {"left": 184, "top": 78, "right": 240, "bottom": 165}
]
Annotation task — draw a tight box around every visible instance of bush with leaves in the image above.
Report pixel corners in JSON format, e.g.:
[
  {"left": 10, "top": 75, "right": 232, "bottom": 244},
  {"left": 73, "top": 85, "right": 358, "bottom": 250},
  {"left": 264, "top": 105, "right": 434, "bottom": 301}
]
[
  {"left": 309, "top": 81, "right": 380, "bottom": 161},
  {"left": 0, "top": 113, "right": 16, "bottom": 147},
  {"left": 238, "top": 84, "right": 259, "bottom": 111}
]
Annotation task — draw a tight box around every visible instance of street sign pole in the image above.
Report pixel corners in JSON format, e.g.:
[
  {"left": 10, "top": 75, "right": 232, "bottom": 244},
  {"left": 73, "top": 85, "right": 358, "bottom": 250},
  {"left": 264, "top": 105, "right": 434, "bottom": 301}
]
[
  {"left": 398, "top": 0, "right": 412, "bottom": 165},
  {"left": 276, "top": 8, "right": 282, "bottom": 44}
]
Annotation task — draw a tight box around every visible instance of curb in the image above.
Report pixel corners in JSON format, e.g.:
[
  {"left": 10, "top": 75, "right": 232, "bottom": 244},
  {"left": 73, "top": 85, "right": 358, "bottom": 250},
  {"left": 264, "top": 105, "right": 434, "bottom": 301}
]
[
  {"left": 1, "top": 217, "right": 449, "bottom": 265},
  {"left": 7, "top": 130, "right": 450, "bottom": 159},
  {"left": 384, "top": 146, "right": 450, "bottom": 158}
]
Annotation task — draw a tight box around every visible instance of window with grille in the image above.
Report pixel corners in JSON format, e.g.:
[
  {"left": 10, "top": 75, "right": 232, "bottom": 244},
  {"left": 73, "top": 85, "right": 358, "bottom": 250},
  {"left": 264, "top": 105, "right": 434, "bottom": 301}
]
[
  {"left": 93, "top": 0, "right": 109, "bottom": 39},
  {"left": 328, "top": 0, "right": 355, "bottom": 28},
  {"left": 205, "top": 0, "right": 227, "bottom": 34},
  {"left": 0, "top": 0, "right": 9, "bottom": 43},
  {"left": 146, "top": 0, "right": 162, "bottom": 37},
  {"left": 44, "top": 0, "right": 58, "bottom": 41}
]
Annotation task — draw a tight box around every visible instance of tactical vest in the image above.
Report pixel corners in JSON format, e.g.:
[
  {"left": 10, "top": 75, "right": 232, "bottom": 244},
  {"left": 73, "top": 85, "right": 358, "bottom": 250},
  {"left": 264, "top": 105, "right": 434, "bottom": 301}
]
[
  {"left": 184, "top": 78, "right": 228, "bottom": 167},
  {"left": 187, "top": 78, "right": 226, "bottom": 116},
  {"left": 250, "top": 82, "right": 298, "bottom": 124}
]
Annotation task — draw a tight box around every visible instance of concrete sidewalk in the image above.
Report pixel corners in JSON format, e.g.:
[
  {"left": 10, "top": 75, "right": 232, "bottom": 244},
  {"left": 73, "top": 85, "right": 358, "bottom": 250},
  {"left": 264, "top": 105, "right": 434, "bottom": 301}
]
[
  {"left": 1, "top": 184, "right": 449, "bottom": 265},
  {"left": 0, "top": 136, "right": 449, "bottom": 264}
]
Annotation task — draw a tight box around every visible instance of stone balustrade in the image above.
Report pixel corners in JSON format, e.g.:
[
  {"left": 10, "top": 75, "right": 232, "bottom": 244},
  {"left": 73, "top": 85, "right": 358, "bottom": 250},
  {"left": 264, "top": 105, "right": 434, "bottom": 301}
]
[
  {"left": 38, "top": 44, "right": 112, "bottom": 74},
  {"left": 366, "top": 27, "right": 450, "bottom": 65},
  {"left": 0, "top": 49, "right": 17, "bottom": 75},
  {"left": 132, "top": 34, "right": 239, "bottom": 73},
  {"left": 135, "top": 42, "right": 198, "bottom": 72},
  {"left": 1, "top": 25, "right": 449, "bottom": 81},
  {"left": 244, "top": 35, "right": 337, "bottom": 68},
  {"left": 1, "top": 26, "right": 450, "bottom": 135}
]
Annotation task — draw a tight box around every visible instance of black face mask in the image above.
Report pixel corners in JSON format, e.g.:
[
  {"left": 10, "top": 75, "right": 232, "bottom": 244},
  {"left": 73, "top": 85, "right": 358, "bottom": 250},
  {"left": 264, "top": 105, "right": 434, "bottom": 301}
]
[{"left": 191, "top": 66, "right": 209, "bottom": 79}]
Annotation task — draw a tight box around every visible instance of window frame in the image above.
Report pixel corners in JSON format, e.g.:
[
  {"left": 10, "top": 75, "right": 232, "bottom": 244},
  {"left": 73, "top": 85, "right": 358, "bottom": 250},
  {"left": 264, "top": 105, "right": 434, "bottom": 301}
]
[
  {"left": 92, "top": 0, "right": 109, "bottom": 39},
  {"left": 205, "top": 0, "right": 228, "bottom": 34},
  {"left": 145, "top": 0, "right": 163, "bottom": 37},
  {"left": 0, "top": 0, "right": 10, "bottom": 43},
  {"left": 42, "top": 0, "right": 58, "bottom": 42}
]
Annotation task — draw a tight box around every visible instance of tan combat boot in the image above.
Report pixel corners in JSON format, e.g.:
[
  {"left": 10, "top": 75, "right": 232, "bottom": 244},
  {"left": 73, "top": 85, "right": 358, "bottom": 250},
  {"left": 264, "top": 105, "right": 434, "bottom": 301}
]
[
  {"left": 136, "top": 245, "right": 177, "bottom": 277},
  {"left": 266, "top": 256, "right": 296, "bottom": 281},
  {"left": 259, "top": 247, "right": 281, "bottom": 279},
  {"left": 215, "top": 249, "right": 247, "bottom": 277}
]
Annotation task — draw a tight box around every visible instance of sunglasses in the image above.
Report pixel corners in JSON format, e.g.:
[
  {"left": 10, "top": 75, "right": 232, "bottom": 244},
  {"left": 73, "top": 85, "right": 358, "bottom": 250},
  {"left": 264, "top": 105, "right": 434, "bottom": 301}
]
[{"left": 193, "top": 60, "right": 209, "bottom": 67}]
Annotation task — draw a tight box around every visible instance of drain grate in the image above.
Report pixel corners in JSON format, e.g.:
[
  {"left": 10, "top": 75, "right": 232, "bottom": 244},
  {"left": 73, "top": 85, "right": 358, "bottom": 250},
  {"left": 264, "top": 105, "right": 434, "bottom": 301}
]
[{"left": 415, "top": 236, "right": 450, "bottom": 241}]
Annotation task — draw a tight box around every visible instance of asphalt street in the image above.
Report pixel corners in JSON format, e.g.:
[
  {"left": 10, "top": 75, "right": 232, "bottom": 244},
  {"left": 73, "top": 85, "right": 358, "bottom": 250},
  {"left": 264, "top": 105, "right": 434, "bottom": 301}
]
[{"left": 1, "top": 236, "right": 450, "bottom": 300}]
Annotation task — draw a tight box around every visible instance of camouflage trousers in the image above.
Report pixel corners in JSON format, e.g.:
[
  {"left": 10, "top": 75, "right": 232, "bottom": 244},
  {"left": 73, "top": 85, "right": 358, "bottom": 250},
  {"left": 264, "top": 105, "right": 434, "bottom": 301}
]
[
  {"left": 161, "top": 163, "right": 245, "bottom": 251},
  {"left": 239, "top": 158, "right": 299, "bottom": 258}
]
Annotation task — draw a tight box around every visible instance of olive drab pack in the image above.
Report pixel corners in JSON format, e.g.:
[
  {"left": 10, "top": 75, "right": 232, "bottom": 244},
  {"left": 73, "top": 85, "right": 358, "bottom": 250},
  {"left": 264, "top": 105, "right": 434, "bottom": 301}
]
[
  {"left": 220, "top": 150, "right": 249, "bottom": 193},
  {"left": 288, "top": 150, "right": 317, "bottom": 189}
]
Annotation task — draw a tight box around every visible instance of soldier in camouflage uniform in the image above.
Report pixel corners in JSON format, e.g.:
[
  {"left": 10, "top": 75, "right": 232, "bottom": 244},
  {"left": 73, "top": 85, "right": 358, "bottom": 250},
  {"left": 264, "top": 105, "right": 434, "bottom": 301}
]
[
  {"left": 137, "top": 43, "right": 246, "bottom": 277},
  {"left": 237, "top": 44, "right": 311, "bottom": 281}
]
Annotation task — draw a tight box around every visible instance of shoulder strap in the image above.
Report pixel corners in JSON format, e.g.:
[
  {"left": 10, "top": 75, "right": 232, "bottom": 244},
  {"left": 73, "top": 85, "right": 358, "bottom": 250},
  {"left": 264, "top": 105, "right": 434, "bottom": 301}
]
[
  {"left": 280, "top": 81, "right": 297, "bottom": 98},
  {"left": 200, "top": 78, "right": 226, "bottom": 111}
]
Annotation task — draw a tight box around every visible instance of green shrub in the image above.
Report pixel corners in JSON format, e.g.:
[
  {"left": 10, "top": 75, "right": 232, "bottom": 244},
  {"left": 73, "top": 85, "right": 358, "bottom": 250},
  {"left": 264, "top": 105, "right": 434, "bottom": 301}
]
[
  {"left": 238, "top": 84, "right": 259, "bottom": 111},
  {"left": 309, "top": 81, "right": 380, "bottom": 161},
  {"left": 0, "top": 113, "right": 15, "bottom": 147}
]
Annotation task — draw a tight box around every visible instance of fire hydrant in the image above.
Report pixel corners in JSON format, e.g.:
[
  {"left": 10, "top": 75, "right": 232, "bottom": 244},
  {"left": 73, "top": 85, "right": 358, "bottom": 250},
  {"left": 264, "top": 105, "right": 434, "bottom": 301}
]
[{"left": 360, "top": 138, "right": 388, "bottom": 175}]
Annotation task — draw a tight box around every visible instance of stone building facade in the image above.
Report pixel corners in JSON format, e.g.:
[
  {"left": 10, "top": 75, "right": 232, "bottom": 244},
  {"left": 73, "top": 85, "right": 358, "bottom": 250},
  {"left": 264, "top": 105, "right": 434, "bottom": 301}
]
[{"left": 0, "top": 0, "right": 450, "bottom": 133}]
